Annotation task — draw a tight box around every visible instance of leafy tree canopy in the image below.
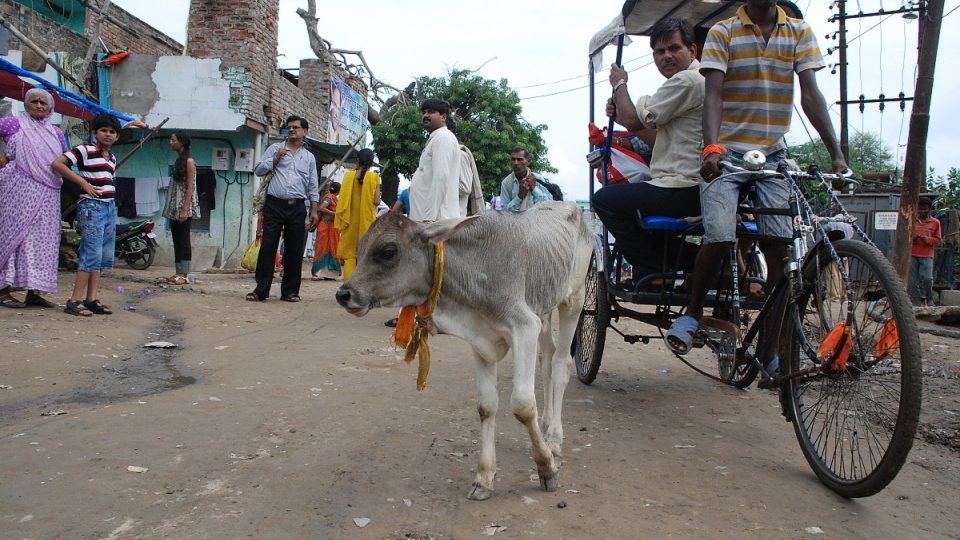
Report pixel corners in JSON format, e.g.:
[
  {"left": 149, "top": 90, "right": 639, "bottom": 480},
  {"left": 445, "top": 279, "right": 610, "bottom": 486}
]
[
  {"left": 787, "top": 132, "right": 895, "bottom": 178},
  {"left": 371, "top": 69, "right": 553, "bottom": 198},
  {"left": 928, "top": 167, "right": 960, "bottom": 209}
]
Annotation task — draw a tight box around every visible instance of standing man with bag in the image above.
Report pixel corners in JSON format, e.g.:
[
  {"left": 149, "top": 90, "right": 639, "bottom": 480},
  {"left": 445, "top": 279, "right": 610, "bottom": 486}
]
[{"left": 246, "top": 115, "right": 319, "bottom": 303}]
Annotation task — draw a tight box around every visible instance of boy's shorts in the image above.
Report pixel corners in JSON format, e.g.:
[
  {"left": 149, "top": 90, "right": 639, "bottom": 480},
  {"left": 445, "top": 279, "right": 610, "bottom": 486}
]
[
  {"left": 77, "top": 198, "right": 116, "bottom": 272},
  {"left": 700, "top": 149, "right": 790, "bottom": 244}
]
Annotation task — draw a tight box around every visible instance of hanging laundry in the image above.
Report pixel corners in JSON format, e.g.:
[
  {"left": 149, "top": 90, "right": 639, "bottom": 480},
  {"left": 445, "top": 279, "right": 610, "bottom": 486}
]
[
  {"left": 135, "top": 176, "right": 161, "bottom": 216},
  {"left": 115, "top": 177, "right": 137, "bottom": 218}
]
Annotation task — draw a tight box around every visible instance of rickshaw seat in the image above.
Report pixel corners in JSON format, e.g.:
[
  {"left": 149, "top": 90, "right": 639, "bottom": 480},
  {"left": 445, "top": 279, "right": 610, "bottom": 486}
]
[{"left": 640, "top": 216, "right": 758, "bottom": 235}]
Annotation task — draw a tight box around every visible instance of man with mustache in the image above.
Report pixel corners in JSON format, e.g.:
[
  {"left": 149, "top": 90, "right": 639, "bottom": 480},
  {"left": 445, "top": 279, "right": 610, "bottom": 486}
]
[
  {"left": 408, "top": 99, "right": 461, "bottom": 222},
  {"left": 593, "top": 17, "right": 704, "bottom": 283}
]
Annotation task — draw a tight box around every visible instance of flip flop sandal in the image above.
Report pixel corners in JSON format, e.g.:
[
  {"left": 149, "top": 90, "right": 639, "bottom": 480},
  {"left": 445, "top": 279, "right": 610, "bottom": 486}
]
[
  {"left": 25, "top": 294, "right": 57, "bottom": 308},
  {"left": 665, "top": 315, "right": 698, "bottom": 355},
  {"left": 245, "top": 292, "right": 265, "bottom": 301},
  {"left": 0, "top": 296, "right": 27, "bottom": 308},
  {"left": 64, "top": 300, "right": 93, "bottom": 317},
  {"left": 281, "top": 295, "right": 301, "bottom": 302},
  {"left": 82, "top": 299, "right": 113, "bottom": 315},
  {"left": 167, "top": 275, "right": 189, "bottom": 285}
]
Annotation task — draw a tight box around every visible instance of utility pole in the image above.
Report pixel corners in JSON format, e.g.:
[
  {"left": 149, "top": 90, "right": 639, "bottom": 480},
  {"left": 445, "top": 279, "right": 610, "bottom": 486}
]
[
  {"left": 838, "top": 0, "right": 849, "bottom": 161},
  {"left": 894, "top": 0, "right": 944, "bottom": 282},
  {"left": 831, "top": 1, "right": 920, "bottom": 163}
]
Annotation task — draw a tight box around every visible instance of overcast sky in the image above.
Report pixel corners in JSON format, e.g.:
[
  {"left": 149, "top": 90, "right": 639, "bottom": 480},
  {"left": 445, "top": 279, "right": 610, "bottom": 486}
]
[{"left": 112, "top": 0, "right": 959, "bottom": 201}]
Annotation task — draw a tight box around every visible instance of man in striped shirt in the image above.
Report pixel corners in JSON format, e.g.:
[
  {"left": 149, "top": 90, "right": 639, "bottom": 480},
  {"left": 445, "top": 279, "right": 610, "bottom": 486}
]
[
  {"left": 666, "top": 1, "right": 848, "bottom": 380},
  {"left": 53, "top": 113, "right": 121, "bottom": 317}
]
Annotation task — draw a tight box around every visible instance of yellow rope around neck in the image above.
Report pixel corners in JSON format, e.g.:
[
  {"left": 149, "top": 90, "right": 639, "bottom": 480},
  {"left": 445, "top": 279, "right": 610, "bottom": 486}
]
[{"left": 391, "top": 242, "right": 445, "bottom": 390}]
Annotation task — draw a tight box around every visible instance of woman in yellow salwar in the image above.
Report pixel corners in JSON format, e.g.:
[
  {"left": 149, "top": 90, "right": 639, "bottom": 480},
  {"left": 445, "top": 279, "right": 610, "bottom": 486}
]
[
  {"left": 311, "top": 182, "right": 341, "bottom": 280},
  {"left": 335, "top": 149, "right": 380, "bottom": 279}
]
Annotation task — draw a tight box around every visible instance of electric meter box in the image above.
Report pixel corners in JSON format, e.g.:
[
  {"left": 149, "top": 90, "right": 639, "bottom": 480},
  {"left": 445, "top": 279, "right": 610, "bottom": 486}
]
[
  {"left": 235, "top": 148, "right": 255, "bottom": 172},
  {"left": 211, "top": 147, "right": 230, "bottom": 171}
]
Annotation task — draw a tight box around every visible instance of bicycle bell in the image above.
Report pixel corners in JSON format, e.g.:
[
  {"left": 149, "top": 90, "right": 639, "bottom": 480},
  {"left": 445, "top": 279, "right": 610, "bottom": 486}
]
[{"left": 742, "top": 150, "right": 766, "bottom": 171}]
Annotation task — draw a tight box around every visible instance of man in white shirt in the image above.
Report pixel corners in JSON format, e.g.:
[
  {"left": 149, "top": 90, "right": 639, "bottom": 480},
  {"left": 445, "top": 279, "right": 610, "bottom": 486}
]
[{"left": 409, "top": 99, "right": 461, "bottom": 222}]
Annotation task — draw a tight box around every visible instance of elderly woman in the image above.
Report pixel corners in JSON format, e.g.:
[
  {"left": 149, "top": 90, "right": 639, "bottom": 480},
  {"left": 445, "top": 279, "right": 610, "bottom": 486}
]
[{"left": 0, "top": 89, "right": 68, "bottom": 308}]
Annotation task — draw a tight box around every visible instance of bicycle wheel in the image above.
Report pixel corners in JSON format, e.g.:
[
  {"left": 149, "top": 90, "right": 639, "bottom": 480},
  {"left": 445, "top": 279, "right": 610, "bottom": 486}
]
[
  {"left": 783, "top": 239, "right": 921, "bottom": 498},
  {"left": 572, "top": 252, "right": 609, "bottom": 384}
]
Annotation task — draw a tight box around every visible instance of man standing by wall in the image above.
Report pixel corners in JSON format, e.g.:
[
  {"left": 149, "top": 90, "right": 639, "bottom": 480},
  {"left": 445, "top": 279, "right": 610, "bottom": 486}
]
[
  {"left": 409, "top": 99, "right": 461, "bottom": 222},
  {"left": 248, "top": 115, "right": 319, "bottom": 303},
  {"left": 499, "top": 147, "right": 552, "bottom": 212},
  {"left": 911, "top": 197, "right": 942, "bottom": 306}
]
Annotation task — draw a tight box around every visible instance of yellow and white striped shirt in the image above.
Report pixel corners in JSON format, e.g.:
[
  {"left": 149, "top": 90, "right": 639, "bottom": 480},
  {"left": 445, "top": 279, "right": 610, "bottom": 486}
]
[{"left": 700, "top": 6, "right": 825, "bottom": 155}]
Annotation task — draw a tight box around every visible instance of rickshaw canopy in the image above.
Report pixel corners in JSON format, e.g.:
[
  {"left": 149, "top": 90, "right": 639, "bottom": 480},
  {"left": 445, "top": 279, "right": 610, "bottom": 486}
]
[{"left": 588, "top": 0, "right": 801, "bottom": 71}]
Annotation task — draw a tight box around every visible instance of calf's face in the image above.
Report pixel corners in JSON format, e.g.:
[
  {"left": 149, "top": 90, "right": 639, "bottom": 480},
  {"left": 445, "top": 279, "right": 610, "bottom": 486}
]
[{"left": 336, "top": 214, "right": 477, "bottom": 316}]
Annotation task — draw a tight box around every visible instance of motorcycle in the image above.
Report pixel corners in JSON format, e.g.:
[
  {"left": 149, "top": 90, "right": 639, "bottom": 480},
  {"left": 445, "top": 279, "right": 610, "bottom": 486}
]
[{"left": 116, "top": 220, "right": 158, "bottom": 270}]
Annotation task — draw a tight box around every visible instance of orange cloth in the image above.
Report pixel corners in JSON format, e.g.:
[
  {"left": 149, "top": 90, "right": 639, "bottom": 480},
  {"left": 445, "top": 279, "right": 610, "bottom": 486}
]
[{"left": 312, "top": 194, "right": 339, "bottom": 263}]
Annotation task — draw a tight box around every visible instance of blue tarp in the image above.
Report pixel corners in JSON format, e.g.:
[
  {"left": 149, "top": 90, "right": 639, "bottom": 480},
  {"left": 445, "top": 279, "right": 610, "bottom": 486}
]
[{"left": 0, "top": 57, "right": 136, "bottom": 123}]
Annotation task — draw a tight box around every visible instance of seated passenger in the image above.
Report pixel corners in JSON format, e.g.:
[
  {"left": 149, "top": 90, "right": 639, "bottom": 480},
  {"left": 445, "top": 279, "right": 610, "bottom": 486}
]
[{"left": 591, "top": 17, "right": 704, "bottom": 281}]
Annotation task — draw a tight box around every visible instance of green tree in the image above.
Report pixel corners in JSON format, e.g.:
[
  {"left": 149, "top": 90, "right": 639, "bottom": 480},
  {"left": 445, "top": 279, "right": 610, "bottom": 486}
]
[
  {"left": 372, "top": 69, "right": 553, "bottom": 204},
  {"left": 928, "top": 167, "right": 960, "bottom": 209},
  {"left": 787, "top": 132, "right": 895, "bottom": 178}
]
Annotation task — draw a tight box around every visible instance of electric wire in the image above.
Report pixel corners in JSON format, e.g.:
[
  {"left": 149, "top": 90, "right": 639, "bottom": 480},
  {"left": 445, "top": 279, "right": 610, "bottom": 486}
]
[
  {"left": 513, "top": 53, "right": 651, "bottom": 89},
  {"left": 520, "top": 59, "right": 655, "bottom": 101}
]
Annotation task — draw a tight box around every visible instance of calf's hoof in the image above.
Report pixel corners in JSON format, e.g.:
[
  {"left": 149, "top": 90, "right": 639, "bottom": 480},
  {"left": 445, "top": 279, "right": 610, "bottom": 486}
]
[
  {"left": 539, "top": 472, "right": 559, "bottom": 492},
  {"left": 466, "top": 482, "right": 493, "bottom": 501}
]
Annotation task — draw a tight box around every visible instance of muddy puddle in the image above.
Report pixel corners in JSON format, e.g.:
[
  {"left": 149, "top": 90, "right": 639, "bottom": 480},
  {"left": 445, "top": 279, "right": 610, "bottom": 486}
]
[{"left": 0, "top": 293, "right": 197, "bottom": 423}]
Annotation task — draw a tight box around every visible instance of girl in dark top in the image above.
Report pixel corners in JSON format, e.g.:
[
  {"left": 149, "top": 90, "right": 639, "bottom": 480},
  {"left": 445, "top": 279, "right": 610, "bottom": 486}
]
[{"left": 163, "top": 132, "right": 200, "bottom": 284}]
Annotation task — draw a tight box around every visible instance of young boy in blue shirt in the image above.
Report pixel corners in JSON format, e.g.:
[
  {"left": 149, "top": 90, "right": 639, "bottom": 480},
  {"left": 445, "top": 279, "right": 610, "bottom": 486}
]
[{"left": 53, "top": 113, "right": 120, "bottom": 316}]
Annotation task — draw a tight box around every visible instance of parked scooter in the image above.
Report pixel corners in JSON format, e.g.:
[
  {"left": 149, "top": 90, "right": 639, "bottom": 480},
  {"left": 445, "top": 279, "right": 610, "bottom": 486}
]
[{"left": 116, "top": 220, "right": 157, "bottom": 270}]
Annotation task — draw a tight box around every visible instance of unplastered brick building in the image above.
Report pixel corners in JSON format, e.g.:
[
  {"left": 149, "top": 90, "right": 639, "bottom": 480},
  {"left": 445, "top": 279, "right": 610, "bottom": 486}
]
[{"left": 2, "top": 0, "right": 367, "bottom": 269}]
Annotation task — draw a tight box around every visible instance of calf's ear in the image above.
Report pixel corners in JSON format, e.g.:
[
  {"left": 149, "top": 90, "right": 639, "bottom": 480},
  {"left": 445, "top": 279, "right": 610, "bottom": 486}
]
[{"left": 421, "top": 215, "right": 480, "bottom": 244}]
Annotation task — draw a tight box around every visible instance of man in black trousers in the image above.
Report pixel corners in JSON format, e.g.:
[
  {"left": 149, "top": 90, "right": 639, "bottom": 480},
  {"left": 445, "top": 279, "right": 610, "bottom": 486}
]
[{"left": 247, "top": 115, "right": 320, "bottom": 302}]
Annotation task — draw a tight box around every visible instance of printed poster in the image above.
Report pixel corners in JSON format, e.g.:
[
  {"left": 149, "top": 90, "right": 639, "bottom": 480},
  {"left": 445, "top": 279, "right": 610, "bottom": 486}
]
[{"left": 327, "top": 77, "right": 368, "bottom": 145}]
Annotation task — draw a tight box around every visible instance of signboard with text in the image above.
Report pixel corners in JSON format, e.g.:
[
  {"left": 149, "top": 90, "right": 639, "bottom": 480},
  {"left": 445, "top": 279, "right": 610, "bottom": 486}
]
[{"left": 874, "top": 211, "right": 899, "bottom": 230}]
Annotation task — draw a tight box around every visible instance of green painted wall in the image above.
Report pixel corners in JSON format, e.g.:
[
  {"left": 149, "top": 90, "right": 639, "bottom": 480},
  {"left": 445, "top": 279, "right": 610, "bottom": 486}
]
[
  {"left": 14, "top": 0, "right": 86, "bottom": 34},
  {"left": 112, "top": 128, "right": 261, "bottom": 269}
]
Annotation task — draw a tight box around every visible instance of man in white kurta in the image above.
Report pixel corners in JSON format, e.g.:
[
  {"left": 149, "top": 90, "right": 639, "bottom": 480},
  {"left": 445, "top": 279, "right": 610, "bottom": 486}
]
[{"left": 409, "top": 99, "right": 461, "bottom": 222}]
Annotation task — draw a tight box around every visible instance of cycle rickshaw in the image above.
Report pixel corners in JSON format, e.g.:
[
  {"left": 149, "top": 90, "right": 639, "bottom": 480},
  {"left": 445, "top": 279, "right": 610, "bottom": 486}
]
[{"left": 574, "top": 0, "right": 921, "bottom": 498}]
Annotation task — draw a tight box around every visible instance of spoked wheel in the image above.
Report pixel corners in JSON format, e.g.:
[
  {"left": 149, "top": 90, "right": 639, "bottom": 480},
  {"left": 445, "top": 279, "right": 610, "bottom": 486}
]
[
  {"left": 783, "top": 239, "right": 921, "bottom": 498},
  {"left": 572, "top": 252, "right": 610, "bottom": 384}
]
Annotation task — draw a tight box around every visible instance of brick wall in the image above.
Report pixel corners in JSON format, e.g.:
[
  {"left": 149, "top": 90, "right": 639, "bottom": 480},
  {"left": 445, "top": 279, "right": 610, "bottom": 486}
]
[
  {"left": 98, "top": 4, "right": 182, "bottom": 55},
  {"left": 2, "top": 2, "right": 181, "bottom": 57},
  {"left": 186, "top": 0, "right": 279, "bottom": 129},
  {"left": 185, "top": 0, "right": 367, "bottom": 138},
  {"left": 1, "top": 2, "right": 88, "bottom": 57}
]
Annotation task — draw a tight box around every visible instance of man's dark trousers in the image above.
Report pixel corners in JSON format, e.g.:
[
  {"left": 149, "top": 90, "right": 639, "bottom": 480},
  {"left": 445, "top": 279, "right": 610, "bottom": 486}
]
[{"left": 254, "top": 195, "right": 307, "bottom": 299}]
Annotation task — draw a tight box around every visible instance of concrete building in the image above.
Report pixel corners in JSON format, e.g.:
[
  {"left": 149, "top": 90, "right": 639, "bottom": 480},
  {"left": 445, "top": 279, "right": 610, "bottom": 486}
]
[{"left": 2, "top": 0, "right": 367, "bottom": 269}]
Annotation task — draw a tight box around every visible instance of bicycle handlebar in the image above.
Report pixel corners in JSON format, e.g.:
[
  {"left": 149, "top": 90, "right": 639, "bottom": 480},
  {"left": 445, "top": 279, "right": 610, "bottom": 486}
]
[{"left": 718, "top": 160, "right": 860, "bottom": 188}]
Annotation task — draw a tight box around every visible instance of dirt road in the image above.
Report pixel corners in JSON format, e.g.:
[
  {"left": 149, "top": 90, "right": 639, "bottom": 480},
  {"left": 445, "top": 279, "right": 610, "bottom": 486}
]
[{"left": 2, "top": 265, "right": 958, "bottom": 539}]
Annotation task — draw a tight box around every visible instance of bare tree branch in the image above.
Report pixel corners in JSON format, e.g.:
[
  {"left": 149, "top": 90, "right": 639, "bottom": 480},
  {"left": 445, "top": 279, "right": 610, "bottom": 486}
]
[{"left": 296, "top": 1, "right": 413, "bottom": 125}]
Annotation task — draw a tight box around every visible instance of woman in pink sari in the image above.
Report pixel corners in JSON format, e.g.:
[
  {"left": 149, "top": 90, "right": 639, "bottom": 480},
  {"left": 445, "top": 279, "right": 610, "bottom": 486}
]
[{"left": 0, "top": 88, "right": 68, "bottom": 308}]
